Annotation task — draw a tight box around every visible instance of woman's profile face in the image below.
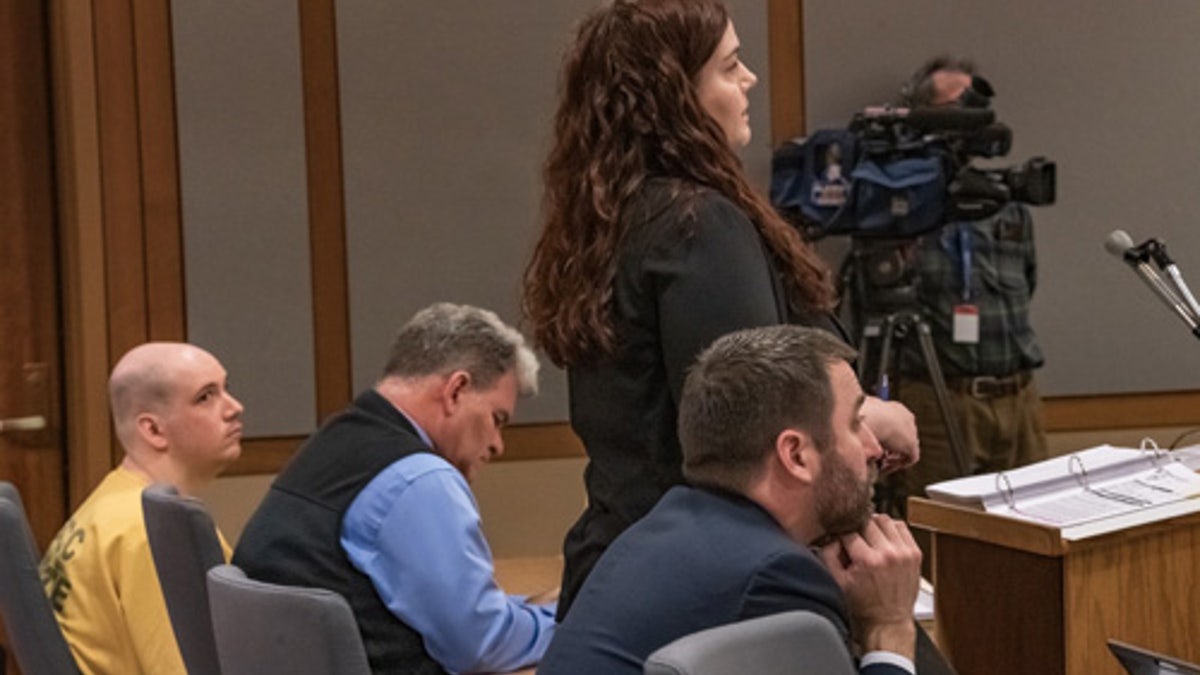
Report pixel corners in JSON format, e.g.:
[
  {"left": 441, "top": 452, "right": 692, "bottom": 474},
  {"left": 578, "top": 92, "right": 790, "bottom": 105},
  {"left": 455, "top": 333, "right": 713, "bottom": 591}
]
[{"left": 694, "top": 21, "right": 758, "bottom": 149}]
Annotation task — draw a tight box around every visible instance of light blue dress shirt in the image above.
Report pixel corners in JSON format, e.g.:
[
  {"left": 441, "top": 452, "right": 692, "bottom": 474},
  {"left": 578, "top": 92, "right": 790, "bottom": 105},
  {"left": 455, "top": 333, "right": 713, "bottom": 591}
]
[{"left": 341, "top": 449, "right": 556, "bottom": 674}]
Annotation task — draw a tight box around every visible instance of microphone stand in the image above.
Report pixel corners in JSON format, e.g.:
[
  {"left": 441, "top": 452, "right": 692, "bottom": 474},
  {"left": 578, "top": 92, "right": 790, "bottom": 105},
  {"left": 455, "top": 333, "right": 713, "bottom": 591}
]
[
  {"left": 1141, "top": 239, "right": 1200, "bottom": 322},
  {"left": 1122, "top": 242, "right": 1200, "bottom": 340}
]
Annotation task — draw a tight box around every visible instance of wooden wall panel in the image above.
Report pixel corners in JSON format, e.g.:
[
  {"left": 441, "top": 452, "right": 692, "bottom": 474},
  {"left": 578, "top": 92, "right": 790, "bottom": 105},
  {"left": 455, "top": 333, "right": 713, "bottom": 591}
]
[
  {"left": 91, "top": 0, "right": 187, "bottom": 353},
  {"left": 51, "top": 0, "right": 114, "bottom": 505},
  {"left": 131, "top": 0, "right": 185, "bottom": 341},
  {"left": 299, "top": 0, "right": 352, "bottom": 421},
  {"left": 94, "top": 0, "right": 150, "bottom": 365},
  {"left": 1044, "top": 390, "right": 1200, "bottom": 432},
  {"left": 54, "top": 0, "right": 186, "bottom": 489},
  {"left": 767, "top": 0, "right": 805, "bottom": 142}
]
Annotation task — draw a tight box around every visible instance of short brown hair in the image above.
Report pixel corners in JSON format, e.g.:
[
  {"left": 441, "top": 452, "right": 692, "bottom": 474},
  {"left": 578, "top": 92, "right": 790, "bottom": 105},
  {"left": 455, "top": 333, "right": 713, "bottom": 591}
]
[{"left": 679, "top": 325, "right": 856, "bottom": 493}]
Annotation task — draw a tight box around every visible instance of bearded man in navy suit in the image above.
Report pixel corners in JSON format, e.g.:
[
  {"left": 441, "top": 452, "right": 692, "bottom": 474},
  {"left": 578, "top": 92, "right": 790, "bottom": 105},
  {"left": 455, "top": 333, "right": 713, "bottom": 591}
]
[{"left": 538, "top": 325, "right": 923, "bottom": 675}]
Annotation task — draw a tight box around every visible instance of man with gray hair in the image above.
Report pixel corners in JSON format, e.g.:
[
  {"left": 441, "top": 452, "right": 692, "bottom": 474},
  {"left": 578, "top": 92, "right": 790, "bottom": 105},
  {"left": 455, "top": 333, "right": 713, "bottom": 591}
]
[
  {"left": 539, "top": 325, "right": 921, "bottom": 675},
  {"left": 235, "top": 303, "right": 554, "bottom": 674}
]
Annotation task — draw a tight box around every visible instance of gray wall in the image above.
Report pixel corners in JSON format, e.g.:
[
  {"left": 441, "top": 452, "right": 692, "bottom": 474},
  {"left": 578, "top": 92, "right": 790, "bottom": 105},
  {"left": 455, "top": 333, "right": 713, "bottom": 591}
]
[
  {"left": 335, "top": 0, "right": 771, "bottom": 422},
  {"left": 803, "top": 0, "right": 1200, "bottom": 395},
  {"left": 175, "top": 1, "right": 1198, "bottom": 438},
  {"left": 176, "top": 1, "right": 769, "bottom": 428},
  {"left": 175, "top": 1, "right": 316, "bottom": 436}
]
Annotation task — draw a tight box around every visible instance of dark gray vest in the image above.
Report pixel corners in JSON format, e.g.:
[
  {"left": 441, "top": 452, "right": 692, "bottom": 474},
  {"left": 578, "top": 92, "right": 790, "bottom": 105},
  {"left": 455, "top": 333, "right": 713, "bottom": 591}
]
[{"left": 233, "top": 390, "right": 444, "bottom": 674}]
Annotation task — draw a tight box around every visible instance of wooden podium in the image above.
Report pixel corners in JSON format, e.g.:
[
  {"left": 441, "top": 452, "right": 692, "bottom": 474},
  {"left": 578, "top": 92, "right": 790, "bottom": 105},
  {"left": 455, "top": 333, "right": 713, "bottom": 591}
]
[{"left": 908, "top": 497, "right": 1200, "bottom": 675}]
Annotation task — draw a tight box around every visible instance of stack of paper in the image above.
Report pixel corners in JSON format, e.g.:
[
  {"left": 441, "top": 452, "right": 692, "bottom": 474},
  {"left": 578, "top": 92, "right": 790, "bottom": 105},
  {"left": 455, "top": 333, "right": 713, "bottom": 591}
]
[{"left": 925, "top": 445, "right": 1200, "bottom": 540}]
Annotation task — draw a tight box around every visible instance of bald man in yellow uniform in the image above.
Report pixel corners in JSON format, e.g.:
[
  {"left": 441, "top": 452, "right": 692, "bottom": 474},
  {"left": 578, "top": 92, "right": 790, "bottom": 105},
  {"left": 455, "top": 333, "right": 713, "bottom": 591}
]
[{"left": 39, "top": 342, "right": 244, "bottom": 674}]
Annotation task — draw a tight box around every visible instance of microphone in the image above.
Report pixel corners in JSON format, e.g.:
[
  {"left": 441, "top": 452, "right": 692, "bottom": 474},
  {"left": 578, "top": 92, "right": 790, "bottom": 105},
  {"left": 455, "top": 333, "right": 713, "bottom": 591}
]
[
  {"left": 1102, "top": 228, "right": 1135, "bottom": 259},
  {"left": 1104, "top": 229, "right": 1200, "bottom": 338}
]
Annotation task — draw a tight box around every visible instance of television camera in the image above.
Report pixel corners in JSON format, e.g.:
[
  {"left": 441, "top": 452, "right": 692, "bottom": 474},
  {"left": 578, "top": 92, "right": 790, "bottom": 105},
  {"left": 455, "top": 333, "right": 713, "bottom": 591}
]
[
  {"left": 769, "top": 79, "right": 1058, "bottom": 490},
  {"left": 770, "top": 94, "right": 1055, "bottom": 242},
  {"left": 770, "top": 76, "right": 1057, "bottom": 317}
]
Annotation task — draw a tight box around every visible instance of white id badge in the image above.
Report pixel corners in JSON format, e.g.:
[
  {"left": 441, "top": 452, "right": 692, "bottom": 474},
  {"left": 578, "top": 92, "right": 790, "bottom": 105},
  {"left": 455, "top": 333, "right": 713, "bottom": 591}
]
[{"left": 952, "top": 304, "right": 980, "bottom": 344}]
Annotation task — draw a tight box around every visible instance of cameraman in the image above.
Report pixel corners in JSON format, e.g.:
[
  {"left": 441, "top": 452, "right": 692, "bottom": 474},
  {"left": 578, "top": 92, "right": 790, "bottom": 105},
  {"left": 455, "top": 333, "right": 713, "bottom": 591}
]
[{"left": 888, "top": 56, "right": 1049, "bottom": 510}]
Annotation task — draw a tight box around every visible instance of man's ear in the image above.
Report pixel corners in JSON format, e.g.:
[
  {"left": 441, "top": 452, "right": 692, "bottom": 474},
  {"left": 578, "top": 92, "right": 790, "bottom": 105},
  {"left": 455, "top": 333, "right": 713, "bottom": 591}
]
[
  {"left": 439, "top": 370, "right": 472, "bottom": 414},
  {"left": 774, "top": 428, "right": 819, "bottom": 486},
  {"left": 136, "top": 412, "right": 169, "bottom": 452}
]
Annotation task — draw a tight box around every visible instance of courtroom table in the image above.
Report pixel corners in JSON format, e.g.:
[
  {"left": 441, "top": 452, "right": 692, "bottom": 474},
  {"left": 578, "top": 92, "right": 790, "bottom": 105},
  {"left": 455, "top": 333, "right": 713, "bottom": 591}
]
[{"left": 494, "top": 556, "right": 563, "bottom": 598}]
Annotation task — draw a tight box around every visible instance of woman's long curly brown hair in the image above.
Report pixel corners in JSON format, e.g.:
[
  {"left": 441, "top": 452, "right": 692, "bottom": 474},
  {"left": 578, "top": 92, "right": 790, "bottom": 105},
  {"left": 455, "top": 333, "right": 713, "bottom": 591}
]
[{"left": 522, "top": 0, "right": 835, "bottom": 367}]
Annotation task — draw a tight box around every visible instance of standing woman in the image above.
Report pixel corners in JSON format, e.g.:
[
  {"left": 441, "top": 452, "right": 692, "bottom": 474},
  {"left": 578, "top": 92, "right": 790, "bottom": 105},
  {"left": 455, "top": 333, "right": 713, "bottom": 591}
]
[{"left": 523, "top": 0, "right": 918, "bottom": 618}]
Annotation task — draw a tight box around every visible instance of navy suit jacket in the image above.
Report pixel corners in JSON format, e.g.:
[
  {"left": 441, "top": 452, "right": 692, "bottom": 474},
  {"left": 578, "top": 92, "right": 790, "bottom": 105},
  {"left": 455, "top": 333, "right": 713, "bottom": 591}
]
[{"left": 537, "top": 485, "right": 908, "bottom": 675}]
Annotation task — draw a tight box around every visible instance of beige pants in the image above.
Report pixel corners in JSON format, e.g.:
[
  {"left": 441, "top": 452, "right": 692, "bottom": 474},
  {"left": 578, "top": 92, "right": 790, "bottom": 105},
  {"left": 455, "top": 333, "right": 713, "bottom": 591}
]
[
  {"left": 887, "top": 374, "right": 1048, "bottom": 574},
  {"left": 890, "top": 373, "right": 1049, "bottom": 502}
]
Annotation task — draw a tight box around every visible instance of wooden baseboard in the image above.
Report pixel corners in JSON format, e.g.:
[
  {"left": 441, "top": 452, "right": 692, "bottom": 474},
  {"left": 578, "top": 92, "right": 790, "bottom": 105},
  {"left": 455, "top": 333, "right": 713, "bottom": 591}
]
[
  {"left": 1043, "top": 390, "right": 1200, "bottom": 432},
  {"left": 497, "top": 422, "right": 585, "bottom": 462},
  {"left": 226, "top": 436, "right": 304, "bottom": 476},
  {"left": 226, "top": 423, "right": 586, "bottom": 476},
  {"left": 224, "top": 391, "right": 1200, "bottom": 476}
]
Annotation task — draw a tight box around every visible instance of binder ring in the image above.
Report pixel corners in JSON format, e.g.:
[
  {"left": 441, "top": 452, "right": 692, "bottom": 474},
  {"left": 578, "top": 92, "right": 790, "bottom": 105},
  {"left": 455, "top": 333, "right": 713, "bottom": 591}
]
[
  {"left": 1068, "top": 454, "right": 1090, "bottom": 490},
  {"left": 995, "top": 472, "right": 1016, "bottom": 509},
  {"left": 1139, "top": 436, "right": 1170, "bottom": 471}
]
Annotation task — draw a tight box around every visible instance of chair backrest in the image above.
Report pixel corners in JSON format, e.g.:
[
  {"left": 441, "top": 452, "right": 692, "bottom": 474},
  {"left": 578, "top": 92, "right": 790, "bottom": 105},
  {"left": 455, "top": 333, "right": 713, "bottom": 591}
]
[
  {"left": 206, "top": 564, "right": 371, "bottom": 675},
  {"left": 0, "top": 480, "right": 24, "bottom": 518},
  {"left": 0, "top": 482, "right": 81, "bottom": 675},
  {"left": 644, "top": 610, "right": 857, "bottom": 675},
  {"left": 142, "top": 483, "right": 226, "bottom": 675}
]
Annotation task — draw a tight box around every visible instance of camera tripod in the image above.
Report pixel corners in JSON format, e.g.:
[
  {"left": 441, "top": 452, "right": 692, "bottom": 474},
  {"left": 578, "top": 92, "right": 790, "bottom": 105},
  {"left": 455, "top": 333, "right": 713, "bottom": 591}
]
[
  {"left": 856, "top": 311, "right": 969, "bottom": 467},
  {"left": 839, "top": 240, "right": 971, "bottom": 516}
]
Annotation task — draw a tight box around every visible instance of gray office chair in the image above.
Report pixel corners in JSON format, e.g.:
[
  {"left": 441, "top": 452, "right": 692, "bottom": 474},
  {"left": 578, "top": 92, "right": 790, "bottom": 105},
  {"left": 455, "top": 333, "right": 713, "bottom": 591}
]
[
  {"left": 142, "top": 484, "right": 225, "bottom": 675},
  {"left": 0, "top": 481, "right": 81, "bottom": 674},
  {"left": 644, "top": 610, "right": 857, "bottom": 675},
  {"left": 206, "top": 564, "right": 371, "bottom": 675},
  {"left": 0, "top": 480, "right": 23, "bottom": 518}
]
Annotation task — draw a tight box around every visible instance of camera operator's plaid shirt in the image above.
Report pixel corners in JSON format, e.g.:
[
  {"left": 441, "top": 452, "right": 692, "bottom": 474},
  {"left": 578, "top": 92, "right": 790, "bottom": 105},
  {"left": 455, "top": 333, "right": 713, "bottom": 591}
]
[{"left": 900, "top": 202, "right": 1045, "bottom": 378}]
